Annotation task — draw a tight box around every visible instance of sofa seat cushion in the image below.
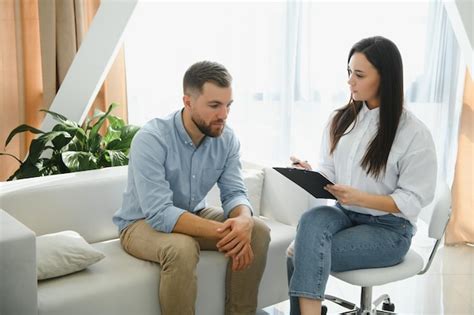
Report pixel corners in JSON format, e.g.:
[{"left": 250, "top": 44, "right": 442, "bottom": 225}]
[
  {"left": 37, "top": 219, "right": 295, "bottom": 315},
  {"left": 257, "top": 217, "right": 296, "bottom": 307},
  {"left": 37, "top": 239, "right": 163, "bottom": 315}
]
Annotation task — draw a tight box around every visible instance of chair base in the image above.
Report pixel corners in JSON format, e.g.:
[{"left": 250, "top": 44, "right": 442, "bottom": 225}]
[{"left": 325, "top": 286, "right": 397, "bottom": 315}]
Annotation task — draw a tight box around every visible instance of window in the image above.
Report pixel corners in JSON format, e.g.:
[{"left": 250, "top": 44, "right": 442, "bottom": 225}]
[{"left": 123, "top": 0, "right": 459, "bottom": 175}]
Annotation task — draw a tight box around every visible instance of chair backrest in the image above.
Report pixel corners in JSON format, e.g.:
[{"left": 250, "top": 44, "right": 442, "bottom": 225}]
[{"left": 428, "top": 180, "right": 452, "bottom": 240}]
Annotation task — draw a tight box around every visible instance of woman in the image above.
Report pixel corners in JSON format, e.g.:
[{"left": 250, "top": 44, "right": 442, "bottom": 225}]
[{"left": 287, "top": 36, "right": 437, "bottom": 315}]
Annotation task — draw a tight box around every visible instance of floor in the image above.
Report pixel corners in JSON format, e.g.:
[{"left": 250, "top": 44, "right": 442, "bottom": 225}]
[{"left": 259, "top": 223, "right": 474, "bottom": 315}]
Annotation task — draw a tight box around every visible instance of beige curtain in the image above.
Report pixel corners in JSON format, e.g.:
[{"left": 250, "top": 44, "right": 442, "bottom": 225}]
[
  {"left": 38, "top": 0, "right": 128, "bottom": 119},
  {"left": 446, "top": 70, "right": 474, "bottom": 245},
  {"left": 0, "top": 0, "right": 43, "bottom": 182},
  {"left": 0, "top": 0, "right": 128, "bottom": 181}
]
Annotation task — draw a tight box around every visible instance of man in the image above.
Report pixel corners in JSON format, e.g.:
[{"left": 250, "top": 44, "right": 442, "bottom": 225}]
[{"left": 113, "top": 61, "right": 271, "bottom": 315}]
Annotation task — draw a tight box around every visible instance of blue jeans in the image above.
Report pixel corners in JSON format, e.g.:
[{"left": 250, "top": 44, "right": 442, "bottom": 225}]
[{"left": 287, "top": 204, "right": 413, "bottom": 315}]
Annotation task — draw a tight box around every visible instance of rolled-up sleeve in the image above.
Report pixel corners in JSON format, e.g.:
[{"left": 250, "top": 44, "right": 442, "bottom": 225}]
[
  {"left": 217, "top": 135, "right": 253, "bottom": 218},
  {"left": 130, "top": 131, "right": 187, "bottom": 233},
  {"left": 390, "top": 129, "right": 437, "bottom": 219}
]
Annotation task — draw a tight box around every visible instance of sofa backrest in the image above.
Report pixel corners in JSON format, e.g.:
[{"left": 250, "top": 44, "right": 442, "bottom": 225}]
[
  {"left": 0, "top": 166, "right": 128, "bottom": 243},
  {"left": 206, "top": 163, "right": 265, "bottom": 216},
  {"left": 0, "top": 162, "right": 269, "bottom": 243},
  {"left": 0, "top": 162, "right": 315, "bottom": 243}
]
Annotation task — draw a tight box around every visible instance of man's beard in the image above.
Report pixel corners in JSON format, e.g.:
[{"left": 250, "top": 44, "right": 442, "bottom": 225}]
[{"left": 191, "top": 115, "right": 225, "bottom": 138}]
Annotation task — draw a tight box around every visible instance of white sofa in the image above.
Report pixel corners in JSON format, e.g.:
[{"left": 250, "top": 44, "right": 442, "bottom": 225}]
[{"left": 0, "top": 162, "right": 323, "bottom": 315}]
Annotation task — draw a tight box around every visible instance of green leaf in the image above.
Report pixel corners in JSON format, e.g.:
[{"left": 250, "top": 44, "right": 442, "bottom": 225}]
[
  {"left": 25, "top": 137, "right": 49, "bottom": 164},
  {"left": 102, "top": 114, "right": 125, "bottom": 146},
  {"left": 38, "top": 131, "right": 71, "bottom": 146},
  {"left": 61, "top": 151, "right": 98, "bottom": 172},
  {"left": 22, "top": 131, "right": 66, "bottom": 165},
  {"left": 88, "top": 133, "right": 102, "bottom": 153},
  {"left": 40, "top": 109, "right": 68, "bottom": 122},
  {"left": 103, "top": 124, "right": 122, "bottom": 146},
  {"left": 5, "top": 124, "right": 44, "bottom": 147},
  {"left": 12, "top": 162, "right": 42, "bottom": 180},
  {"left": 64, "top": 128, "right": 88, "bottom": 151},
  {"left": 103, "top": 150, "right": 128, "bottom": 167},
  {"left": 42, "top": 155, "right": 68, "bottom": 174},
  {"left": 106, "top": 125, "right": 140, "bottom": 150},
  {"left": 41, "top": 109, "right": 80, "bottom": 130},
  {"left": 51, "top": 133, "right": 73, "bottom": 150},
  {"left": 107, "top": 115, "right": 125, "bottom": 129},
  {"left": 105, "top": 138, "right": 121, "bottom": 150},
  {"left": 52, "top": 122, "right": 80, "bottom": 136},
  {"left": 85, "top": 109, "right": 107, "bottom": 131},
  {"left": 89, "top": 103, "right": 119, "bottom": 141}
]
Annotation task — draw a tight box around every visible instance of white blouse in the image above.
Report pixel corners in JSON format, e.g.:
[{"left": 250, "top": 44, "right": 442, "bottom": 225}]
[{"left": 318, "top": 103, "right": 437, "bottom": 226}]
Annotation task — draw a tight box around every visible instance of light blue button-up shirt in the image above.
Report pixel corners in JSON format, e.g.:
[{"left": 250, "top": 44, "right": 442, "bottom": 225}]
[{"left": 113, "top": 110, "right": 252, "bottom": 233}]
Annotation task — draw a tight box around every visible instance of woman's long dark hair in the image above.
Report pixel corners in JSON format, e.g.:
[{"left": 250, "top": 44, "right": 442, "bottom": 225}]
[{"left": 329, "top": 36, "right": 404, "bottom": 180}]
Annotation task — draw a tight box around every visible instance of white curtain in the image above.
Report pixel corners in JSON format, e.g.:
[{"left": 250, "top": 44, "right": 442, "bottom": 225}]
[
  {"left": 406, "top": 0, "right": 463, "bottom": 186},
  {"left": 123, "top": 0, "right": 462, "bottom": 176}
]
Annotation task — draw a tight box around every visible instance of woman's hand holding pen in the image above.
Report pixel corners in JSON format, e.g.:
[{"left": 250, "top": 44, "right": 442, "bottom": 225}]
[
  {"left": 290, "top": 156, "right": 312, "bottom": 170},
  {"left": 290, "top": 156, "right": 367, "bottom": 208}
]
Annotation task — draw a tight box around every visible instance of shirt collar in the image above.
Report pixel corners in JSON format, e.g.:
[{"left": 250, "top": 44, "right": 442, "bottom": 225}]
[
  {"left": 360, "top": 101, "right": 380, "bottom": 119},
  {"left": 174, "top": 109, "right": 211, "bottom": 148},
  {"left": 174, "top": 109, "right": 194, "bottom": 146}
]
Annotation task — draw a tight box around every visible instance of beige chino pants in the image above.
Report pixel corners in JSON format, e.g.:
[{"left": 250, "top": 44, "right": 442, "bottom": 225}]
[{"left": 119, "top": 207, "right": 271, "bottom": 315}]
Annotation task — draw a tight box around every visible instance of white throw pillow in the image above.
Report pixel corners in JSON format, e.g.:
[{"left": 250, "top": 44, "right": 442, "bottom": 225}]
[
  {"left": 206, "top": 168, "right": 265, "bottom": 216},
  {"left": 242, "top": 168, "right": 265, "bottom": 215},
  {"left": 36, "top": 230, "right": 105, "bottom": 280}
]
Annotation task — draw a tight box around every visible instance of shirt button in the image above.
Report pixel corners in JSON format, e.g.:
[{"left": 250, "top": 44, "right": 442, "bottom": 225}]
[{"left": 192, "top": 175, "right": 196, "bottom": 179}]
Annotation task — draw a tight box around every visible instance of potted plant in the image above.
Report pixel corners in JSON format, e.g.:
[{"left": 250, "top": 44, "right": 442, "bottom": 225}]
[{"left": 1, "top": 103, "right": 140, "bottom": 181}]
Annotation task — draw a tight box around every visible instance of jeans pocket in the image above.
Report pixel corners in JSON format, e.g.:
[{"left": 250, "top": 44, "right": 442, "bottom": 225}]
[{"left": 376, "top": 215, "right": 413, "bottom": 237}]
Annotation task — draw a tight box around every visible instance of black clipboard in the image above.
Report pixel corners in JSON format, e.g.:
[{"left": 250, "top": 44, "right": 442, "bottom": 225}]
[{"left": 273, "top": 167, "right": 336, "bottom": 200}]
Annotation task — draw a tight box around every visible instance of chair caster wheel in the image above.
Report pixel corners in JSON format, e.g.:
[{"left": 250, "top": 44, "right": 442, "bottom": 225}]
[
  {"left": 382, "top": 301, "right": 395, "bottom": 312},
  {"left": 321, "top": 305, "right": 328, "bottom": 315}
]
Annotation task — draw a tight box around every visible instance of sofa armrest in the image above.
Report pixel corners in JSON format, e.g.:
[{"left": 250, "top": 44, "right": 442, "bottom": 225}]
[
  {"left": 0, "top": 209, "right": 37, "bottom": 315},
  {"left": 259, "top": 167, "right": 331, "bottom": 226}
]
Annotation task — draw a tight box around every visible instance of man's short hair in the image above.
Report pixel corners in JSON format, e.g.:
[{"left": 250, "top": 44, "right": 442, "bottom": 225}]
[{"left": 183, "top": 61, "right": 232, "bottom": 96}]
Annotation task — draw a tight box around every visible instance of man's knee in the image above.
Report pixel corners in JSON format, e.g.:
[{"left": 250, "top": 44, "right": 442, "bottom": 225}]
[
  {"left": 251, "top": 217, "right": 271, "bottom": 252},
  {"left": 160, "top": 234, "right": 200, "bottom": 270}
]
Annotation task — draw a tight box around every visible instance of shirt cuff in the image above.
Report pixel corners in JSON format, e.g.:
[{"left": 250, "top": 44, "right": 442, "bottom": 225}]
[
  {"left": 146, "top": 206, "right": 187, "bottom": 233},
  {"left": 222, "top": 196, "right": 253, "bottom": 218},
  {"left": 390, "top": 189, "right": 422, "bottom": 219}
]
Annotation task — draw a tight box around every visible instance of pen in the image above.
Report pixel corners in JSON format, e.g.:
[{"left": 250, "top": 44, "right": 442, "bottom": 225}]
[
  {"left": 292, "top": 160, "right": 310, "bottom": 170},
  {"left": 290, "top": 156, "right": 312, "bottom": 170},
  {"left": 292, "top": 160, "right": 307, "bottom": 166}
]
